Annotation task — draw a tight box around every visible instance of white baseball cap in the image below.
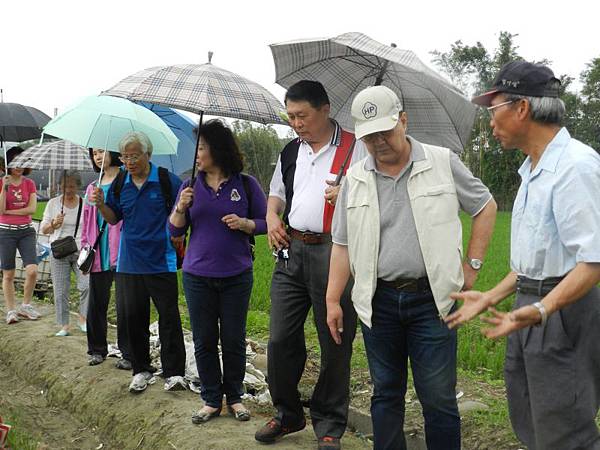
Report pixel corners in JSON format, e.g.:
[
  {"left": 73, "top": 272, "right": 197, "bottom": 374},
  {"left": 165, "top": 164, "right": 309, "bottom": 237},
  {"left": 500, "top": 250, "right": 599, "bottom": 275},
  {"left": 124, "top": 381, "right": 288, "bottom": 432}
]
[{"left": 351, "top": 85, "right": 403, "bottom": 140}]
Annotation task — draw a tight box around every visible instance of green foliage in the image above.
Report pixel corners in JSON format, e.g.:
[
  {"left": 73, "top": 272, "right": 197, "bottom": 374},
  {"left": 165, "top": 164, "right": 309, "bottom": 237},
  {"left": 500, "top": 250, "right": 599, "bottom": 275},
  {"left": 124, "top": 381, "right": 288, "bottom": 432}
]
[
  {"left": 432, "top": 32, "right": 600, "bottom": 209},
  {"left": 3, "top": 410, "right": 38, "bottom": 450},
  {"left": 578, "top": 57, "right": 600, "bottom": 150},
  {"left": 232, "top": 120, "right": 281, "bottom": 191}
]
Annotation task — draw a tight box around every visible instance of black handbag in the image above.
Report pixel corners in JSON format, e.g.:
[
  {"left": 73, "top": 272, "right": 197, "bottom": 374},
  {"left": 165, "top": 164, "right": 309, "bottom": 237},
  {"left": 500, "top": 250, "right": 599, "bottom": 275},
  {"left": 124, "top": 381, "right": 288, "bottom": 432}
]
[
  {"left": 77, "top": 222, "right": 106, "bottom": 274},
  {"left": 50, "top": 198, "right": 82, "bottom": 259}
]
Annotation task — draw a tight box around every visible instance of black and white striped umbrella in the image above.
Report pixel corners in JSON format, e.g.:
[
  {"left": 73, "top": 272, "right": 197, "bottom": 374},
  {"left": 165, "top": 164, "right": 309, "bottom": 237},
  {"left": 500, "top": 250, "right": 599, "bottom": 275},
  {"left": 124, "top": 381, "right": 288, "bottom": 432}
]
[
  {"left": 102, "top": 62, "right": 286, "bottom": 125},
  {"left": 8, "top": 140, "right": 93, "bottom": 171},
  {"left": 270, "top": 32, "right": 477, "bottom": 152}
]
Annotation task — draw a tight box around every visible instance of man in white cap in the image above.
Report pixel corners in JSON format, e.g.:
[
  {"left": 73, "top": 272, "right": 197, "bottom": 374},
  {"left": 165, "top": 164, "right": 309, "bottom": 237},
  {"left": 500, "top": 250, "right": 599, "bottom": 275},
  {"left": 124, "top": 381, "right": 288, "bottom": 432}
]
[{"left": 325, "top": 85, "right": 497, "bottom": 449}]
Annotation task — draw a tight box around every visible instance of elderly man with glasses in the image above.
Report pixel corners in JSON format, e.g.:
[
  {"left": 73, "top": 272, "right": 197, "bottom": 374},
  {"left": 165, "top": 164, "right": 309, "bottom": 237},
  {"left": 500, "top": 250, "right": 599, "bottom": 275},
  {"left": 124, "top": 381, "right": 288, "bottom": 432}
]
[
  {"left": 447, "top": 60, "right": 600, "bottom": 450},
  {"left": 90, "top": 131, "right": 187, "bottom": 394},
  {"left": 326, "top": 85, "right": 497, "bottom": 450}
]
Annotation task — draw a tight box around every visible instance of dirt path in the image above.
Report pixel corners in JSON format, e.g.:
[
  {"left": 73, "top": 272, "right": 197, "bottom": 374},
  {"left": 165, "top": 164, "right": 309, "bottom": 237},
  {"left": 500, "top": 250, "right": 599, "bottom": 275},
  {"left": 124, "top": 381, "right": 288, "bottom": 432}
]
[{"left": 0, "top": 302, "right": 370, "bottom": 450}]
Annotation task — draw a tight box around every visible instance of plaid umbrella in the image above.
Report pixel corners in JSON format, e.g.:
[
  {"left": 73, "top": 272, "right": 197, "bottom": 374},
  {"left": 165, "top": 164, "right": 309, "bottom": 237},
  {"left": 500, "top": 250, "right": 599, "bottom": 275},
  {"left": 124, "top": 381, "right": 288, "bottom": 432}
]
[
  {"left": 270, "top": 32, "right": 477, "bottom": 152},
  {"left": 102, "top": 62, "right": 286, "bottom": 125},
  {"left": 102, "top": 57, "right": 287, "bottom": 179},
  {"left": 8, "top": 140, "right": 93, "bottom": 171}
]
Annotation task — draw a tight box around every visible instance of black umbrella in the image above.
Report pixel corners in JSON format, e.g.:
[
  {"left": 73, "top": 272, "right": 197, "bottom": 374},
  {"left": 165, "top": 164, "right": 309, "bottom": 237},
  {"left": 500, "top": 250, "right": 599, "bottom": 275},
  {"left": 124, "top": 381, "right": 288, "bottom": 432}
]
[{"left": 0, "top": 102, "right": 51, "bottom": 146}]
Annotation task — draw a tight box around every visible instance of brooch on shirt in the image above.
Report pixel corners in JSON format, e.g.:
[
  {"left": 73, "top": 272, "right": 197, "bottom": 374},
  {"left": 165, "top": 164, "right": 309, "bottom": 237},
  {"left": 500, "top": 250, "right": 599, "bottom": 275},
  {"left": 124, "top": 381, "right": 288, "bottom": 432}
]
[{"left": 230, "top": 189, "right": 241, "bottom": 202}]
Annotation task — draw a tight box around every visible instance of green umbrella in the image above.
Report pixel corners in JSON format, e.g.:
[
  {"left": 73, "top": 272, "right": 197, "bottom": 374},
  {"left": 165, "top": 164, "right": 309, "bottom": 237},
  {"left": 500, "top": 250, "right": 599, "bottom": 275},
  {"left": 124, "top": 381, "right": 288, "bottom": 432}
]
[{"left": 43, "top": 95, "right": 178, "bottom": 155}]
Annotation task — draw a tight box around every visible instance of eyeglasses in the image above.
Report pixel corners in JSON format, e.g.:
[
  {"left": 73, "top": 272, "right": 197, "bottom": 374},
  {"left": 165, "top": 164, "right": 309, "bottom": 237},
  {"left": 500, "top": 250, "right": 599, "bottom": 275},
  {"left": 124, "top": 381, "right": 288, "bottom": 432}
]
[
  {"left": 486, "top": 100, "right": 516, "bottom": 117},
  {"left": 362, "top": 129, "right": 395, "bottom": 144},
  {"left": 119, "top": 154, "right": 143, "bottom": 163}
]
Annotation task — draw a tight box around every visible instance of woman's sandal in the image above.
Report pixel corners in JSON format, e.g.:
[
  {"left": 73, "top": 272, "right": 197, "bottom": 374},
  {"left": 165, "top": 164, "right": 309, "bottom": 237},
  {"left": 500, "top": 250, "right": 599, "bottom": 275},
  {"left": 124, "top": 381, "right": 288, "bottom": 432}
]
[
  {"left": 191, "top": 406, "right": 222, "bottom": 424},
  {"left": 227, "top": 404, "right": 251, "bottom": 421}
]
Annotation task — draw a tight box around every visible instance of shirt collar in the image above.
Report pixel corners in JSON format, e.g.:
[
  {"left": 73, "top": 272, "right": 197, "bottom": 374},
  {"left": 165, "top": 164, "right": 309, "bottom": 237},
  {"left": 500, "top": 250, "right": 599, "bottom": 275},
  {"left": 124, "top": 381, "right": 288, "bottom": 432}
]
[
  {"left": 297, "top": 119, "right": 342, "bottom": 147},
  {"left": 125, "top": 162, "right": 158, "bottom": 184},
  {"left": 363, "top": 135, "right": 424, "bottom": 172},
  {"left": 518, "top": 127, "right": 570, "bottom": 179}
]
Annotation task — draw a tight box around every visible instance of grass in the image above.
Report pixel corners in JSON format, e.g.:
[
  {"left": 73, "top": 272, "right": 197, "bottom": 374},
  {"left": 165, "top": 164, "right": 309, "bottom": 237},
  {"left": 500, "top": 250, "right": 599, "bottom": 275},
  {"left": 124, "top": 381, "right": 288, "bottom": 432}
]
[
  {"left": 458, "top": 211, "right": 513, "bottom": 378},
  {"left": 2, "top": 410, "right": 38, "bottom": 450}
]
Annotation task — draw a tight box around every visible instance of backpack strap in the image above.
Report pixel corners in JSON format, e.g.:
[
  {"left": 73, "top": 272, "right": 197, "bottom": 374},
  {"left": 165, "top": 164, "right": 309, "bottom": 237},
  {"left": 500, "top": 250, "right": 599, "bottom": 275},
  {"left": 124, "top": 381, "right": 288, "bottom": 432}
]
[
  {"left": 112, "top": 167, "right": 173, "bottom": 215},
  {"left": 112, "top": 169, "right": 127, "bottom": 204},
  {"left": 157, "top": 166, "right": 174, "bottom": 213}
]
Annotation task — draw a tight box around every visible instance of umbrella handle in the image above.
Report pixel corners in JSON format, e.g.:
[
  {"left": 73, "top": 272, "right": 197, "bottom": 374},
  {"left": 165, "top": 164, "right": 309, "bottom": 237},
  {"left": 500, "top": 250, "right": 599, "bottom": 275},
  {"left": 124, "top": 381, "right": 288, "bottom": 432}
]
[
  {"left": 333, "top": 138, "right": 356, "bottom": 186},
  {"left": 190, "top": 111, "right": 204, "bottom": 190}
]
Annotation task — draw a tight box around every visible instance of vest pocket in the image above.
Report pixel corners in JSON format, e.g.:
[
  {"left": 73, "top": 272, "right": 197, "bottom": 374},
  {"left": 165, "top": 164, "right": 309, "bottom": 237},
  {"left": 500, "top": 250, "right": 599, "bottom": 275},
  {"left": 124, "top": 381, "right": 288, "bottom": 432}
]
[{"left": 412, "top": 183, "right": 458, "bottom": 226}]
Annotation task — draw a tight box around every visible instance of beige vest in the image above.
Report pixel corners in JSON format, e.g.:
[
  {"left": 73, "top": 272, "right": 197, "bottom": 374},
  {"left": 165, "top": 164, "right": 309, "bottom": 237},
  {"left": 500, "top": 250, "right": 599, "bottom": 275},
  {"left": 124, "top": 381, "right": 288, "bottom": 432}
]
[{"left": 345, "top": 144, "right": 464, "bottom": 328}]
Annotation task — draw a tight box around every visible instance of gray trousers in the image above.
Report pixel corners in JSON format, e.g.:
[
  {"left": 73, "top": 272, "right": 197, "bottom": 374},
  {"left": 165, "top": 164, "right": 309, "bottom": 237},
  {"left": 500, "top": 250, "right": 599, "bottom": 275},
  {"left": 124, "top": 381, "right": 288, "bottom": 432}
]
[
  {"left": 268, "top": 237, "right": 356, "bottom": 439},
  {"left": 506, "top": 286, "right": 600, "bottom": 450},
  {"left": 50, "top": 253, "right": 89, "bottom": 326}
]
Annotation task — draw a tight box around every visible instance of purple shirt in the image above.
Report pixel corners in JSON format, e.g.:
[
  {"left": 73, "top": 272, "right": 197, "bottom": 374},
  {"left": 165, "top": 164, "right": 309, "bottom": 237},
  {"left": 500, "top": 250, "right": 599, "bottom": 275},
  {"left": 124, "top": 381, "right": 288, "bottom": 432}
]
[{"left": 169, "top": 172, "right": 267, "bottom": 277}]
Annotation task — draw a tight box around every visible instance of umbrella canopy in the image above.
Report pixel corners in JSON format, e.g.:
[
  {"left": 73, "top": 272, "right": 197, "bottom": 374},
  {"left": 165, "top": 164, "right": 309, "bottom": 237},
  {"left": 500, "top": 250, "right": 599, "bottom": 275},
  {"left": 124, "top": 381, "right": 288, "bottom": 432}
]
[
  {"left": 8, "top": 140, "right": 93, "bottom": 171},
  {"left": 139, "top": 102, "right": 197, "bottom": 177},
  {"left": 102, "top": 62, "right": 286, "bottom": 125},
  {"left": 43, "top": 95, "right": 178, "bottom": 155},
  {"left": 270, "top": 32, "right": 477, "bottom": 152},
  {"left": 0, "top": 102, "right": 51, "bottom": 143}
]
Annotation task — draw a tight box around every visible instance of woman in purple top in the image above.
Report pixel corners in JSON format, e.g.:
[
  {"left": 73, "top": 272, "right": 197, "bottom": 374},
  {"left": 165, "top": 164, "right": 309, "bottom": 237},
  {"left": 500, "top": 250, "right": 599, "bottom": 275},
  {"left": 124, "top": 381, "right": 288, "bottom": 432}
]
[{"left": 169, "top": 120, "right": 267, "bottom": 425}]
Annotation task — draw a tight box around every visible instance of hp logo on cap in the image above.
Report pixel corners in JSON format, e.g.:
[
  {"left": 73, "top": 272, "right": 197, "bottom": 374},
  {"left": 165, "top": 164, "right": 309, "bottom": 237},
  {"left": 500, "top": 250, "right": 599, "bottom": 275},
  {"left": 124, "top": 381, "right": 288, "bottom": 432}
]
[{"left": 362, "top": 102, "right": 377, "bottom": 119}]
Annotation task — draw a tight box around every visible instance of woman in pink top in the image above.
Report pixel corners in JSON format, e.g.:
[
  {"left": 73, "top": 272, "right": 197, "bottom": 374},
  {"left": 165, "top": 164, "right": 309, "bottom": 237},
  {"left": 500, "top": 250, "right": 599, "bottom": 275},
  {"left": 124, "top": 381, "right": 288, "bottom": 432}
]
[
  {"left": 0, "top": 146, "right": 40, "bottom": 324},
  {"left": 81, "top": 149, "right": 131, "bottom": 368}
]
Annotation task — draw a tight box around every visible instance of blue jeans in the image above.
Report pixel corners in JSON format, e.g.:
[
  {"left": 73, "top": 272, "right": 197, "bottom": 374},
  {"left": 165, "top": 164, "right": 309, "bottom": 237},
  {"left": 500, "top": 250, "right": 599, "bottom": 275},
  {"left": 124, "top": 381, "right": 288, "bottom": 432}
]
[
  {"left": 361, "top": 285, "right": 460, "bottom": 450},
  {"left": 183, "top": 270, "right": 253, "bottom": 408}
]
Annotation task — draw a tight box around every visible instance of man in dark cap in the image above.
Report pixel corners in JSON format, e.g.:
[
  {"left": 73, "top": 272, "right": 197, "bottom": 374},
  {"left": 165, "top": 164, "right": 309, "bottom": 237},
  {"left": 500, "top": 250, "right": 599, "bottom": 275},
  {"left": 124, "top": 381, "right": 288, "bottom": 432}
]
[{"left": 447, "top": 60, "right": 600, "bottom": 449}]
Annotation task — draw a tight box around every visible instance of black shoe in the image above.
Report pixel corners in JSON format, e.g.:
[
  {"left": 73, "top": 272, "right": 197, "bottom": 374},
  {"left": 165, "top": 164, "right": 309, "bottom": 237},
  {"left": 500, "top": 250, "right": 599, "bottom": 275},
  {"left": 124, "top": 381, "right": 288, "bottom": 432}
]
[
  {"left": 88, "top": 354, "right": 105, "bottom": 366},
  {"left": 255, "top": 418, "right": 306, "bottom": 443},
  {"left": 115, "top": 359, "right": 132, "bottom": 370}
]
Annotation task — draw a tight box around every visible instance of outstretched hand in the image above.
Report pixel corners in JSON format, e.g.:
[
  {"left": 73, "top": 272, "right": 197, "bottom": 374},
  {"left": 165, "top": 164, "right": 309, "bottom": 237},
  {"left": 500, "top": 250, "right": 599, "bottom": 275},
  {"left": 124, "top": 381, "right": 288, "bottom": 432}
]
[
  {"left": 481, "top": 305, "right": 542, "bottom": 339},
  {"left": 445, "top": 290, "right": 490, "bottom": 329}
]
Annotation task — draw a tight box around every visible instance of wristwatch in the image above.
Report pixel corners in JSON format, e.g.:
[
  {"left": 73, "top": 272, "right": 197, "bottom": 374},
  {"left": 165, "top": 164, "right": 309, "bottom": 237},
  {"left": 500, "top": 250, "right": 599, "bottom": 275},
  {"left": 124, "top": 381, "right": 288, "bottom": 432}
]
[{"left": 467, "top": 258, "right": 483, "bottom": 270}]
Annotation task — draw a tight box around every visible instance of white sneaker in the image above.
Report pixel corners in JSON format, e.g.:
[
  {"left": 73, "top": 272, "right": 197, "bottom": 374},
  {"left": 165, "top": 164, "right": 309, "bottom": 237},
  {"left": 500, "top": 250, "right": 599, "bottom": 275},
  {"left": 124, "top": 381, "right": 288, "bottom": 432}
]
[
  {"left": 18, "top": 303, "right": 40, "bottom": 320},
  {"left": 129, "top": 371, "right": 155, "bottom": 393},
  {"left": 6, "top": 310, "right": 19, "bottom": 324},
  {"left": 164, "top": 375, "right": 187, "bottom": 391}
]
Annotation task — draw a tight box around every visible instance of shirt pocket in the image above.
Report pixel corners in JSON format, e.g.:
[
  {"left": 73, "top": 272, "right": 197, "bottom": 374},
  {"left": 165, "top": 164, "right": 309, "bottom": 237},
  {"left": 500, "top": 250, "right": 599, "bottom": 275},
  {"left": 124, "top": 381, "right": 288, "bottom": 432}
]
[
  {"left": 346, "top": 183, "right": 370, "bottom": 209},
  {"left": 411, "top": 183, "right": 459, "bottom": 226}
]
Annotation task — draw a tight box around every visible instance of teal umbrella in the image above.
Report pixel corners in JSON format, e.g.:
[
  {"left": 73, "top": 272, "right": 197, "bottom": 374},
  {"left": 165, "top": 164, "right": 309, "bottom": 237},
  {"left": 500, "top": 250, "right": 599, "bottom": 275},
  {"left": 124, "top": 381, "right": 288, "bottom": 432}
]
[{"left": 43, "top": 95, "right": 178, "bottom": 155}]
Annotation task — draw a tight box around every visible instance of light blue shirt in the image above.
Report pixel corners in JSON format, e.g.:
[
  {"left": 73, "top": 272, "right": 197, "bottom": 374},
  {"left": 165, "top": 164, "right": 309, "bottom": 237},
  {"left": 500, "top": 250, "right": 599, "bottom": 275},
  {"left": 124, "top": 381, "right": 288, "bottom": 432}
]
[{"left": 511, "top": 127, "right": 600, "bottom": 279}]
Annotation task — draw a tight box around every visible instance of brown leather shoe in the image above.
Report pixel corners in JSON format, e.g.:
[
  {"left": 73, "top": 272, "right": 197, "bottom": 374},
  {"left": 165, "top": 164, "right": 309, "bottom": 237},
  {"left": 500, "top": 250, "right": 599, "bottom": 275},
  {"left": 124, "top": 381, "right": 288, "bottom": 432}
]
[
  {"left": 318, "top": 436, "right": 341, "bottom": 449},
  {"left": 254, "top": 418, "right": 306, "bottom": 443}
]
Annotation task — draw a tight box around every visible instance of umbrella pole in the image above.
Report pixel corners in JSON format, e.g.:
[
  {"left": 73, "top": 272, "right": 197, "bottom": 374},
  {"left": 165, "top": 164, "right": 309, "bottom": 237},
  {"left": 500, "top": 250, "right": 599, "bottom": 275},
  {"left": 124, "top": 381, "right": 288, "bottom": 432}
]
[
  {"left": 61, "top": 169, "right": 66, "bottom": 214},
  {"left": 98, "top": 117, "right": 112, "bottom": 186},
  {"left": 190, "top": 111, "right": 204, "bottom": 187},
  {"left": 1, "top": 133, "right": 5, "bottom": 176}
]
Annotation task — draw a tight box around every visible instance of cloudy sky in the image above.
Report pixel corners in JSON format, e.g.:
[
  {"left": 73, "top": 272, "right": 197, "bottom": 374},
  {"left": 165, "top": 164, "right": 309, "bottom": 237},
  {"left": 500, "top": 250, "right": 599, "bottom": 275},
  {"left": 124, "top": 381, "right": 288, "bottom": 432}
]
[{"left": 1, "top": 0, "right": 597, "bottom": 119}]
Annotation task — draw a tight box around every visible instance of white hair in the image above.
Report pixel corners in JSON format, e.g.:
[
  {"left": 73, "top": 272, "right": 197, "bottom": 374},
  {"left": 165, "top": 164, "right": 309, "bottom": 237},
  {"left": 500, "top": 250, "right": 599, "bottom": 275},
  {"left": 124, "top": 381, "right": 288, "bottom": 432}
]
[
  {"left": 58, "top": 170, "right": 82, "bottom": 187},
  {"left": 504, "top": 81, "right": 565, "bottom": 125},
  {"left": 118, "top": 131, "right": 153, "bottom": 156}
]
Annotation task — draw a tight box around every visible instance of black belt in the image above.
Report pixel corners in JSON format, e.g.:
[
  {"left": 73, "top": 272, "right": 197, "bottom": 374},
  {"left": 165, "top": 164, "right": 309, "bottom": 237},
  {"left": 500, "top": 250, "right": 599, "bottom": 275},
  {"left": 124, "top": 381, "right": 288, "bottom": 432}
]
[
  {"left": 288, "top": 228, "right": 331, "bottom": 245},
  {"left": 377, "top": 277, "right": 430, "bottom": 293},
  {"left": 516, "top": 275, "right": 564, "bottom": 296}
]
